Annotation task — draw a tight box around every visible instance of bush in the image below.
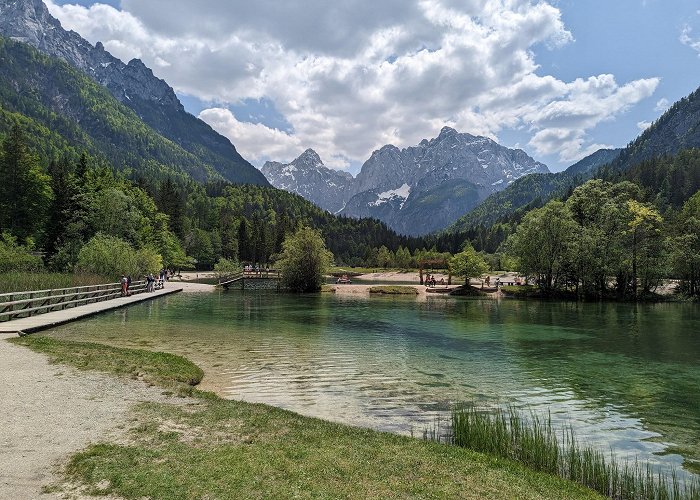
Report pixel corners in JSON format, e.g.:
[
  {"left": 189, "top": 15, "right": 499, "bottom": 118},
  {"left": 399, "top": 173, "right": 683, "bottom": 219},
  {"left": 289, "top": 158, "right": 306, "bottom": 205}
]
[
  {"left": 75, "top": 233, "right": 162, "bottom": 279},
  {"left": 213, "top": 257, "right": 240, "bottom": 278},
  {"left": 0, "top": 232, "right": 43, "bottom": 273}
]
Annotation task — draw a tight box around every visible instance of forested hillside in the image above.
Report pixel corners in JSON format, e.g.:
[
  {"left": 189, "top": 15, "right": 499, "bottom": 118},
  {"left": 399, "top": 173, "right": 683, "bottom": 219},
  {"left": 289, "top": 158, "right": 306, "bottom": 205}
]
[
  {"left": 436, "top": 147, "right": 700, "bottom": 257},
  {"left": 0, "top": 37, "right": 225, "bottom": 183},
  {"left": 447, "top": 148, "right": 621, "bottom": 234}
]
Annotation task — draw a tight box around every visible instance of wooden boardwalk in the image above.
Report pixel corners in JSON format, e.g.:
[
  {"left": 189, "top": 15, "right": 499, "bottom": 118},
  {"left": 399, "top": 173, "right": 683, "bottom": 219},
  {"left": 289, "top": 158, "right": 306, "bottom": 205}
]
[{"left": 0, "top": 287, "right": 182, "bottom": 336}]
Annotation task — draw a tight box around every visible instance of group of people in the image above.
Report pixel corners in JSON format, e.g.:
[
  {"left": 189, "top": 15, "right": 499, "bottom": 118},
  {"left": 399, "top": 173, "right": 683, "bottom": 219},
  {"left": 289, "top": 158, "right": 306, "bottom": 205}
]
[
  {"left": 120, "top": 269, "right": 171, "bottom": 296},
  {"left": 243, "top": 263, "right": 270, "bottom": 274},
  {"left": 424, "top": 274, "right": 446, "bottom": 287}
]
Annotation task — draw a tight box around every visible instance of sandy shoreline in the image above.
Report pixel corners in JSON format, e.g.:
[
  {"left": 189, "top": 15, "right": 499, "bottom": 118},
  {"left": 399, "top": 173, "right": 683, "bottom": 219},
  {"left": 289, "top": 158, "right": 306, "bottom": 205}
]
[{"left": 0, "top": 340, "right": 187, "bottom": 499}]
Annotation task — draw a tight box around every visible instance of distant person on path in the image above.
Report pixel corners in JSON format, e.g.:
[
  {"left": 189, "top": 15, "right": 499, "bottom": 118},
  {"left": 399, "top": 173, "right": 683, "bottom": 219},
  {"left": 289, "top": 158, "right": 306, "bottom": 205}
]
[
  {"left": 126, "top": 275, "right": 132, "bottom": 296},
  {"left": 120, "top": 275, "right": 128, "bottom": 296},
  {"left": 147, "top": 273, "right": 155, "bottom": 292}
]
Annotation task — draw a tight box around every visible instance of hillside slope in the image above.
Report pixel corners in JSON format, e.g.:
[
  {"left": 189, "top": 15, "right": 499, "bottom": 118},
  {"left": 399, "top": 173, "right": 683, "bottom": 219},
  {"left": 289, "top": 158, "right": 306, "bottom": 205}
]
[
  {"left": 0, "top": 0, "right": 267, "bottom": 185},
  {"left": 0, "top": 37, "right": 225, "bottom": 181},
  {"left": 447, "top": 148, "right": 621, "bottom": 232}
]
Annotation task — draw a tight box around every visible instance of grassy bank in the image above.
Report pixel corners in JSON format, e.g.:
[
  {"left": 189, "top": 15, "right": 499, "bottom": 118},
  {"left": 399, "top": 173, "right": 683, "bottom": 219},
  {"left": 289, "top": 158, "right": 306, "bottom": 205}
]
[
  {"left": 0, "top": 272, "right": 109, "bottom": 294},
  {"left": 12, "top": 337, "right": 203, "bottom": 396},
  {"left": 10, "top": 335, "right": 600, "bottom": 499}
]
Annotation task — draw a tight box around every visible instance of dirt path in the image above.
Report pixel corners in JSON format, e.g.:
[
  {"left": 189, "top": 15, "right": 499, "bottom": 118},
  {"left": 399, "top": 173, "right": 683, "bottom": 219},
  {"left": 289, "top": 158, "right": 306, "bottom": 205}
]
[{"left": 0, "top": 337, "right": 183, "bottom": 498}]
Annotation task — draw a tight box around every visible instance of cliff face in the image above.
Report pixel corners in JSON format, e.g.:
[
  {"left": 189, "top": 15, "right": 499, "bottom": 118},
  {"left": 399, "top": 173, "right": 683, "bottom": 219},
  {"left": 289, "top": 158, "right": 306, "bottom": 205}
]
[
  {"left": 0, "top": 0, "right": 269, "bottom": 185},
  {"left": 262, "top": 127, "right": 548, "bottom": 235},
  {"left": 261, "top": 149, "right": 353, "bottom": 213}
]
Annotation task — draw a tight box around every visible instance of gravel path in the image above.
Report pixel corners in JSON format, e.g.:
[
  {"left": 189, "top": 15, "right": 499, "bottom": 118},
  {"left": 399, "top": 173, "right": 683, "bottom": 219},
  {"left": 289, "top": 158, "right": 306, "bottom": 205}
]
[{"left": 0, "top": 336, "right": 183, "bottom": 498}]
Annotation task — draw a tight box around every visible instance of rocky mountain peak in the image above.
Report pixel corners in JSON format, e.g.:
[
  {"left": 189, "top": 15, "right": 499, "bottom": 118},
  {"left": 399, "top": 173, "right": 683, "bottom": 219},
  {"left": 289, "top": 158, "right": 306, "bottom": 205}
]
[
  {"left": 438, "top": 125, "right": 458, "bottom": 138},
  {"left": 0, "top": 0, "right": 181, "bottom": 110},
  {"left": 296, "top": 148, "right": 323, "bottom": 167},
  {"left": 262, "top": 151, "right": 354, "bottom": 213}
]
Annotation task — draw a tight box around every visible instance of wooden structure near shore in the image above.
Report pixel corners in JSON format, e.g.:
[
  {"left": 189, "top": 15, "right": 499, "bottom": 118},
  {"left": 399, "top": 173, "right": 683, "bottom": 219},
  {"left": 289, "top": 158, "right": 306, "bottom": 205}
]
[
  {"left": 0, "top": 281, "right": 153, "bottom": 322},
  {"left": 0, "top": 285, "right": 181, "bottom": 335},
  {"left": 218, "top": 270, "right": 282, "bottom": 291}
]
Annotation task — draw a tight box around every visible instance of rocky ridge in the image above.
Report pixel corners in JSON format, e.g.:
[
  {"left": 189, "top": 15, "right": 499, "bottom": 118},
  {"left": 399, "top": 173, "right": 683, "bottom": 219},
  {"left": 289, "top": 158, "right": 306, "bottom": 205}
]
[
  {"left": 263, "top": 127, "right": 548, "bottom": 235},
  {"left": 261, "top": 149, "right": 353, "bottom": 213},
  {"left": 0, "top": 0, "right": 268, "bottom": 185}
]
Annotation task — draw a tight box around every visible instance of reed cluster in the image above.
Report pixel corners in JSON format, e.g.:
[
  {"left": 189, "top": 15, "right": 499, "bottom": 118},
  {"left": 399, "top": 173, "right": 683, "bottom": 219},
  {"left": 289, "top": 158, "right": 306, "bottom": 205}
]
[
  {"left": 440, "top": 406, "right": 700, "bottom": 499},
  {"left": 0, "top": 272, "right": 109, "bottom": 294}
]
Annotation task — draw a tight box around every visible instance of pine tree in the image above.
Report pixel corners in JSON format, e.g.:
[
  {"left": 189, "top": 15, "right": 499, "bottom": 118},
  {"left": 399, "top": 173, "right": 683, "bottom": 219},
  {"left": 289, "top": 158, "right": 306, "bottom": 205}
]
[{"left": 0, "top": 123, "right": 52, "bottom": 242}]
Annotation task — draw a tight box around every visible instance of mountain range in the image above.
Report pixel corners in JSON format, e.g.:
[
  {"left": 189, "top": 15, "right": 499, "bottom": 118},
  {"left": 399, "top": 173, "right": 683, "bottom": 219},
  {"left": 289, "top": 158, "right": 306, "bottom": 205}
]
[
  {"left": 0, "top": 0, "right": 268, "bottom": 185},
  {"left": 263, "top": 127, "right": 549, "bottom": 235}
]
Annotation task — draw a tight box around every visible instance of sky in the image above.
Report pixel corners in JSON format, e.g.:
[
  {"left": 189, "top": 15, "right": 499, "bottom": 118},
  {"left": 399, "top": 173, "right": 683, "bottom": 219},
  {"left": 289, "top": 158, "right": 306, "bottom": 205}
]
[{"left": 49, "top": 0, "right": 700, "bottom": 174}]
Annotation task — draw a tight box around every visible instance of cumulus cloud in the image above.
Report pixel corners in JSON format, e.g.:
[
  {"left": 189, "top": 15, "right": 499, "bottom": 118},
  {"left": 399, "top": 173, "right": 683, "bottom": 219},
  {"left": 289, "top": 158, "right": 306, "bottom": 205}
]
[
  {"left": 654, "top": 98, "right": 670, "bottom": 112},
  {"left": 198, "top": 108, "right": 304, "bottom": 166},
  {"left": 525, "top": 75, "right": 659, "bottom": 161},
  {"left": 46, "top": 0, "right": 658, "bottom": 168},
  {"left": 637, "top": 120, "right": 652, "bottom": 131}
]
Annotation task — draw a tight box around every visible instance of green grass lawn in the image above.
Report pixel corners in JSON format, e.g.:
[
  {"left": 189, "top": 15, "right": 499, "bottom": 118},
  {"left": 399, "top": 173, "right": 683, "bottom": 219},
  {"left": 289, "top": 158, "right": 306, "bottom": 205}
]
[{"left": 11, "top": 336, "right": 601, "bottom": 499}]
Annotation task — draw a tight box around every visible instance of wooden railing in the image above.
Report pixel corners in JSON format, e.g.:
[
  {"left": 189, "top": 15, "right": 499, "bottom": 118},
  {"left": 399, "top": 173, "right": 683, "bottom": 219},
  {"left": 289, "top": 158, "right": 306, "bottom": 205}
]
[
  {"left": 0, "top": 281, "right": 147, "bottom": 322},
  {"left": 218, "top": 270, "right": 281, "bottom": 288}
]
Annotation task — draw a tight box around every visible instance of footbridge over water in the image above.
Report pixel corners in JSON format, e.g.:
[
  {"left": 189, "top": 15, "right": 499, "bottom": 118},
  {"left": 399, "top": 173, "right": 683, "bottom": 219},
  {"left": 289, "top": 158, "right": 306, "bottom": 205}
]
[{"left": 218, "top": 270, "right": 282, "bottom": 291}]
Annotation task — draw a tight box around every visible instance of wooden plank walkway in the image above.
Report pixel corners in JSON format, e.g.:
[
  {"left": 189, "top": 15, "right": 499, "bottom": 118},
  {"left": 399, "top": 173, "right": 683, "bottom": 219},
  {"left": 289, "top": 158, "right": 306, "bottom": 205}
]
[{"left": 0, "top": 287, "right": 182, "bottom": 336}]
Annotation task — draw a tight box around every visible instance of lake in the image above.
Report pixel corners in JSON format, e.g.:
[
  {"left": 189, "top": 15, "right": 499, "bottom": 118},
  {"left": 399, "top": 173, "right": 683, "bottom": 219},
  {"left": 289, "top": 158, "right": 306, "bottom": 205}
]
[{"left": 40, "top": 290, "right": 700, "bottom": 475}]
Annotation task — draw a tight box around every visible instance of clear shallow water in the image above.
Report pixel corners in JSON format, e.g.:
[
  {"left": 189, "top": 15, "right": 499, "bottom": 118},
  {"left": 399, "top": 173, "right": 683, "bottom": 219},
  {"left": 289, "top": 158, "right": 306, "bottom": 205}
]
[{"left": 42, "top": 291, "right": 700, "bottom": 474}]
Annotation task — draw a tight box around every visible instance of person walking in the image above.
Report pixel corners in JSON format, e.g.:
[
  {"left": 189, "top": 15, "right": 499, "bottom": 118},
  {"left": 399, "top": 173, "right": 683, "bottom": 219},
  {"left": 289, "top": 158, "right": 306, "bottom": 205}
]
[{"left": 120, "top": 275, "right": 128, "bottom": 296}]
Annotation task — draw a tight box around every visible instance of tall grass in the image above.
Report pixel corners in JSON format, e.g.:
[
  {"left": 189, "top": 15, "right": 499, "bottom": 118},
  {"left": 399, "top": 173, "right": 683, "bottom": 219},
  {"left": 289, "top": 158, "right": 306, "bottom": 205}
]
[
  {"left": 440, "top": 405, "right": 700, "bottom": 499},
  {"left": 0, "top": 272, "right": 111, "bottom": 294}
]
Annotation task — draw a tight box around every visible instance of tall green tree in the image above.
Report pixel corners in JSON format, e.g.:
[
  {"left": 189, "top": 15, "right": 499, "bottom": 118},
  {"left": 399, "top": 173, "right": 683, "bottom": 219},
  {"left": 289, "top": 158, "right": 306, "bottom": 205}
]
[
  {"left": 0, "top": 123, "right": 52, "bottom": 241},
  {"left": 505, "top": 200, "right": 576, "bottom": 291},
  {"left": 625, "top": 200, "right": 665, "bottom": 296},
  {"left": 450, "top": 243, "right": 488, "bottom": 286},
  {"left": 669, "top": 190, "right": 700, "bottom": 296},
  {"left": 278, "top": 227, "right": 333, "bottom": 293}
]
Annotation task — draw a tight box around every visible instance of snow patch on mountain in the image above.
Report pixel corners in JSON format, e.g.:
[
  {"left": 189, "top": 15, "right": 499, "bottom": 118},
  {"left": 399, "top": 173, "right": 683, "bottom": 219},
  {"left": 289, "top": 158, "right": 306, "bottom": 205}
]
[{"left": 370, "top": 183, "right": 411, "bottom": 209}]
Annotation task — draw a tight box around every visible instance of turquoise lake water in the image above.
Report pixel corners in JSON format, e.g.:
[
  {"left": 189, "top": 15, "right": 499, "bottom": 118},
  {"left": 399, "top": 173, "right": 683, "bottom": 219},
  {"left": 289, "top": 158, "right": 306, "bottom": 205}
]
[{"left": 41, "top": 291, "right": 700, "bottom": 475}]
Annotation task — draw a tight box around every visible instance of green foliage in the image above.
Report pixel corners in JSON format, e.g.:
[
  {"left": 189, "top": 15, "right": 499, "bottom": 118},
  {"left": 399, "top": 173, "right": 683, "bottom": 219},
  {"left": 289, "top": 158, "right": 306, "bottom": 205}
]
[
  {"left": 668, "top": 190, "right": 700, "bottom": 296},
  {"left": 0, "top": 232, "right": 43, "bottom": 273},
  {"left": 451, "top": 405, "right": 700, "bottom": 499},
  {"left": 504, "top": 180, "right": 670, "bottom": 299},
  {"left": 213, "top": 257, "right": 240, "bottom": 278},
  {"left": 505, "top": 200, "right": 577, "bottom": 291},
  {"left": 0, "top": 123, "right": 52, "bottom": 241},
  {"left": 0, "top": 272, "right": 107, "bottom": 294},
  {"left": 75, "top": 234, "right": 162, "bottom": 278},
  {"left": 449, "top": 243, "right": 489, "bottom": 283},
  {"left": 278, "top": 227, "right": 333, "bottom": 292}
]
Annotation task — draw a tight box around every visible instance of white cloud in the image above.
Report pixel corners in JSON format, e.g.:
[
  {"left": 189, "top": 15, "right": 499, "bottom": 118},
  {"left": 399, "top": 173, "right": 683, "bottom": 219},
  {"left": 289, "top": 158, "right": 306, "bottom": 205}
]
[
  {"left": 637, "top": 120, "right": 652, "bottom": 131},
  {"left": 46, "top": 0, "right": 658, "bottom": 168},
  {"left": 654, "top": 98, "right": 670, "bottom": 112},
  {"left": 681, "top": 25, "right": 700, "bottom": 56},
  {"left": 197, "top": 108, "right": 305, "bottom": 166}
]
